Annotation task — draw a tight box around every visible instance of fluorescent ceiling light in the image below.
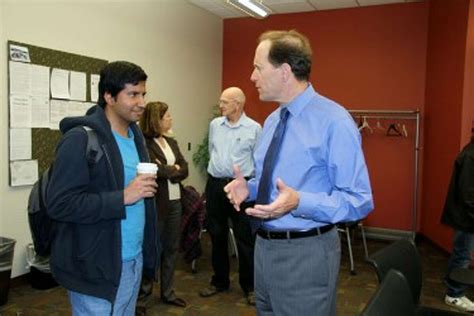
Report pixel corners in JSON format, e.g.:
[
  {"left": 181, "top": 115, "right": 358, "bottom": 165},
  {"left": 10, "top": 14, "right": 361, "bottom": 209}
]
[
  {"left": 239, "top": 0, "right": 268, "bottom": 17},
  {"left": 227, "top": 0, "right": 271, "bottom": 18}
]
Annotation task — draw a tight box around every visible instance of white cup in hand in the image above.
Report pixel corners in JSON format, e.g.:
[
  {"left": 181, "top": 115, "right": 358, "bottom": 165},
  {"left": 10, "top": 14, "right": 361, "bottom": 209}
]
[{"left": 136, "top": 162, "right": 158, "bottom": 175}]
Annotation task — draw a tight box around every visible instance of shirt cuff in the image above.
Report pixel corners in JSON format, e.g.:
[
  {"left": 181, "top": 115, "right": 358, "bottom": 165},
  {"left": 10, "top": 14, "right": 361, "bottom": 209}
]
[{"left": 291, "top": 191, "right": 316, "bottom": 219}]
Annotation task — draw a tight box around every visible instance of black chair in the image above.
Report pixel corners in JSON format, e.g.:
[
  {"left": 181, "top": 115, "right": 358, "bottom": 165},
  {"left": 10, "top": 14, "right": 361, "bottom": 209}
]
[
  {"left": 367, "top": 239, "right": 422, "bottom": 304},
  {"left": 367, "top": 239, "right": 467, "bottom": 315},
  {"left": 337, "top": 220, "right": 368, "bottom": 275},
  {"left": 360, "top": 269, "right": 416, "bottom": 316}
]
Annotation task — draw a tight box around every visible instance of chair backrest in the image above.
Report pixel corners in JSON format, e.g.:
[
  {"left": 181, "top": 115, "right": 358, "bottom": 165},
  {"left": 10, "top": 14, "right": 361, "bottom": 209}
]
[
  {"left": 336, "top": 220, "right": 360, "bottom": 229},
  {"left": 367, "top": 239, "right": 422, "bottom": 305},
  {"left": 360, "top": 269, "right": 416, "bottom": 316}
]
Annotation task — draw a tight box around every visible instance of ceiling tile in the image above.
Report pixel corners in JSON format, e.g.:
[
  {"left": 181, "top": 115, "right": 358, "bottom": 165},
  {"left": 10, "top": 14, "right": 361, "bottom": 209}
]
[
  {"left": 264, "top": 0, "right": 308, "bottom": 4},
  {"left": 211, "top": 6, "right": 246, "bottom": 18},
  {"left": 187, "top": 0, "right": 422, "bottom": 19},
  {"left": 270, "top": 2, "right": 315, "bottom": 14},
  {"left": 308, "top": 0, "right": 358, "bottom": 10}
]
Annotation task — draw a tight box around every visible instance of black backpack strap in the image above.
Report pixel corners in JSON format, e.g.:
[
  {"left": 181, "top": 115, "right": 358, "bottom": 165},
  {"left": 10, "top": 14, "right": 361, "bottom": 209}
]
[
  {"left": 82, "top": 126, "right": 103, "bottom": 164},
  {"left": 38, "top": 167, "right": 51, "bottom": 213}
]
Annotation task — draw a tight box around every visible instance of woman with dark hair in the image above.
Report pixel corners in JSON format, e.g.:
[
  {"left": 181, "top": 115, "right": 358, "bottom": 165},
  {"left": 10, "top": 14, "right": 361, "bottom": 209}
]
[{"left": 138, "top": 101, "right": 188, "bottom": 308}]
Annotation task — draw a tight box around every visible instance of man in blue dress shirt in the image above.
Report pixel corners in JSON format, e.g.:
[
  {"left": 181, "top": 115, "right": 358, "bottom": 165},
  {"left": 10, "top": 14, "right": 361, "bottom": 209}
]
[
  {"left": 199, "top": 87, "right": 261, "bottom": 305},
  {"left": 225, "top": 30, "right": 374, "bottom": 315}
]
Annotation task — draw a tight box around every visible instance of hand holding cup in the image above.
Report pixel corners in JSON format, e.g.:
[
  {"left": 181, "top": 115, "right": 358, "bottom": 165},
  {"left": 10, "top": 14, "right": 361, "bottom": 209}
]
[
  {"left": 137, "top": 162, "right": 158, "bottom": 177},
  {"left": 124, "top": 163, "right": 158, "bottom": 205}
]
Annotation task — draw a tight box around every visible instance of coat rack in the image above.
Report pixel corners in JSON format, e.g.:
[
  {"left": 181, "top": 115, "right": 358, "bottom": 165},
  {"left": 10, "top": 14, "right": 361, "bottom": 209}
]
[{"left": 348, "top": 109, "right": 421, "bottom": 240}]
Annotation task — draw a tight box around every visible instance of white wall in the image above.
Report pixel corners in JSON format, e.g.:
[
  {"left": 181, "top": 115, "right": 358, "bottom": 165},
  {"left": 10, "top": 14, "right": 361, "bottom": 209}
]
[{"left": 0, "top": 0, "right": 222, "bottom": 277}]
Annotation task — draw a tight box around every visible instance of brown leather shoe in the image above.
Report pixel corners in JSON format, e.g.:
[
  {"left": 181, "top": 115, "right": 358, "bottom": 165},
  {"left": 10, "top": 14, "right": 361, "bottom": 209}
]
[
  {"left": 162, "top": 297, "right": 187, "bottom": 307},
  {"left": 199, "top": 285, "right": 228, "bottom": 297}
]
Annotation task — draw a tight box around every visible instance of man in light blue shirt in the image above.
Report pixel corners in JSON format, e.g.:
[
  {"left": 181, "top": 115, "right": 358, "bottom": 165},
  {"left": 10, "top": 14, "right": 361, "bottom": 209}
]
[
  {"left": 225, "top": 30, "right": 373, "bottom": 315},
  {"left": 199, "top": 87, "right": 261, "bottom": 305}
]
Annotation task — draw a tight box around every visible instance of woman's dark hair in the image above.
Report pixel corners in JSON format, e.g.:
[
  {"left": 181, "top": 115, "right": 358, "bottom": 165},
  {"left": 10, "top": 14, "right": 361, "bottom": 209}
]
[
  {"left": 139, "top": 101, "right": 169, "bottom": 138},
  {"left": 97, "top": 61, "right": 148, "bottom": 108},
  {"left": 259, "top": 30, "right": 312, "bottom": 81}
]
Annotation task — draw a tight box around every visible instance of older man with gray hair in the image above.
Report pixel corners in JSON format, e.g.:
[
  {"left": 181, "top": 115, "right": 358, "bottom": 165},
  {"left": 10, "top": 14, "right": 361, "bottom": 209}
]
[{"left": 199, "top": 87, "right": 261, "bottom": 305}]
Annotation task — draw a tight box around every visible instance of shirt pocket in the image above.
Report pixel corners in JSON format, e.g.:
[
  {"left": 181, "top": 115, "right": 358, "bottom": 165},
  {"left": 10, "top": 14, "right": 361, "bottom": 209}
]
[{"left": 236, "top": 131, "right": 258, "bottom": 152}]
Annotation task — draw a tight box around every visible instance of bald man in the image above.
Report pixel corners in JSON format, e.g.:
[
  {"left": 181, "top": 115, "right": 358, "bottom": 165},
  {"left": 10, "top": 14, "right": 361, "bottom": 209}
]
[{"left": 199, "top": 87, "right": 261, "bottom": 305}]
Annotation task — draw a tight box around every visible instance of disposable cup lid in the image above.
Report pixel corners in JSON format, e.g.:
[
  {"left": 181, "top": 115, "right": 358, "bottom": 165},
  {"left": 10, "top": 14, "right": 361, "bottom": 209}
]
[{"left": 137, "top": 162, "right": 158, "bottom": 173}]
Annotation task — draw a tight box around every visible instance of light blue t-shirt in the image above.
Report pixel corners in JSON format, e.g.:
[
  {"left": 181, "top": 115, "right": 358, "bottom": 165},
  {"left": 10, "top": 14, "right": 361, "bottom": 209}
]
[{"left": 113, "top": 128, "right": 145, "bottom": 261}]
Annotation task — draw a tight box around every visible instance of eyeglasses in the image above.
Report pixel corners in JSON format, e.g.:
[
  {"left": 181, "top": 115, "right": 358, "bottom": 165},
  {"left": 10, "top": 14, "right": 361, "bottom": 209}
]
[{"left": 219, "top": 99, "right": 236, "bottom": 105}]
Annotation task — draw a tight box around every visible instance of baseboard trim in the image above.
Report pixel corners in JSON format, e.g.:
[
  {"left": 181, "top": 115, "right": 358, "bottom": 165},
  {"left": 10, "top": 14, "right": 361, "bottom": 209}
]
[{"left": 364, "top": 227, "right": 415, "bottom": 241}]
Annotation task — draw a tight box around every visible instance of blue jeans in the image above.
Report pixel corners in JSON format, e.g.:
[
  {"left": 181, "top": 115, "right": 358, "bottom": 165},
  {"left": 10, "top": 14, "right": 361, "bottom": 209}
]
[
  {"left": 69, "top": 253, "right": 143, "bottom": 315},
  {"left": 445, "top": 230, "right": 474, "bottom": 297}
]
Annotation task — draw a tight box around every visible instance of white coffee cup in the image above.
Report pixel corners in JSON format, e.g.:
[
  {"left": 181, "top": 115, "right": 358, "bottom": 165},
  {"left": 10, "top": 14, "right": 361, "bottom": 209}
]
[{"left": 136, "top": 162, "right": 158, "bottom": 175}]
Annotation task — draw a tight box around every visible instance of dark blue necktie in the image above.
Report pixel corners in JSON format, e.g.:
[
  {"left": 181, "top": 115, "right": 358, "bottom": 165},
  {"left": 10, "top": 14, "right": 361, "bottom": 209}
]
[{"left": 251, "top": 107, "right": 290, "bottom": 232}]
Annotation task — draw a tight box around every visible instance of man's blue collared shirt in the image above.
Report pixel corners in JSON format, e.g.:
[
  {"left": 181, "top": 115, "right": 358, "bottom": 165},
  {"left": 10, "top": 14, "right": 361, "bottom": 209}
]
[
  {"left": 207, "top": 113, "right": 261, "bottom": 178},
  {"left": 248, "top": 85, "right": 374, "bottom": 231}
]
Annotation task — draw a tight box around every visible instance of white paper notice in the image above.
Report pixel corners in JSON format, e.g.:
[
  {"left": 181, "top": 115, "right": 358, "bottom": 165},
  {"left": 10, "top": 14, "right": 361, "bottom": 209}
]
[
  {"left": 10, "top": 95, "right": 32, "bottom": 128},
  {"left": 68, "top": 101, "right": 85, "bottom": 117},
  {"left": 90, "top": 74, "right": 100, "bottom": 103},
  {"left": 30, "top": 64, "right": 50, "bottom": 97},
  {"left": 31, "top": 96, "right": 50, "bottom": 128},
  {"left": 84, "top": 102, "right": 95, "bottom": 114},
  {"left": 9, "top": 61, "right": 31, "bottom": 95},
  {"left": 70, "top": 71, "right": 86, "bottom": 101},
  {"left": 50, "top": 99, "right": 68, "bottom": 130},
  {"left": 51, "top": 68, "right": 70, "bottom": 99},
  {"left": 10, "top": 160, "right": 38, "bottom": 186},
  {"left": 10, "top": 128, "right": 32, "bottom": 160},
  {"left": 9, "top": 44, "right": 31, "bottom": 63}
]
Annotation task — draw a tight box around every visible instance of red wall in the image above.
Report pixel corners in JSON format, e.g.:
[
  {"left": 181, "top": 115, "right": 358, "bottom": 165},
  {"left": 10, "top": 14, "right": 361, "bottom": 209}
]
[
  {"left": 421, "top": 0, "right": 473, "bottom": 251},
  {"left": 223, "top": 2, "right": 429, "bottom": 231},
  {"left": 462, "top": 1, "right": 474, "bottom": 144}
]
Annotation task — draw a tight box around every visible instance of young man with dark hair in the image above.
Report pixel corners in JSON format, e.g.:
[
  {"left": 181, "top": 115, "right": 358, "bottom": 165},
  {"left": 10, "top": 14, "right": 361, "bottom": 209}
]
[{"left": 47, "top": 61, "right": 160, "bottom": 315}]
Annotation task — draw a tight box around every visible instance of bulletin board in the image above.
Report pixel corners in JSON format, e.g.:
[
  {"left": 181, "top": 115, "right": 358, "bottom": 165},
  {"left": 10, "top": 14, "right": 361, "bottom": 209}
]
[{"left": 7, "top": 41, "right": 108, "bottom": 186}]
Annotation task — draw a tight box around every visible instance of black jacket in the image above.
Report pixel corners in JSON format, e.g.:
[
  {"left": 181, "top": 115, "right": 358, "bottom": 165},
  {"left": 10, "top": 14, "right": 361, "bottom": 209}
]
[
  {"left": 441, "top": 140, "right": 474, "bottom": 232},
  {"left": 145, "top": 136, "right": 188, "bottom": 219},
  {"left": 46, "top": 106, "right": 160, "bottom": 302}
]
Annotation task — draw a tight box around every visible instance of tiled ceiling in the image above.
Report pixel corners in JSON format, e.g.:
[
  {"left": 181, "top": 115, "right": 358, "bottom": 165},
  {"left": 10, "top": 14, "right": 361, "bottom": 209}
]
[{"left": 188, "top": 0, "right": 422, "bottom": 19}]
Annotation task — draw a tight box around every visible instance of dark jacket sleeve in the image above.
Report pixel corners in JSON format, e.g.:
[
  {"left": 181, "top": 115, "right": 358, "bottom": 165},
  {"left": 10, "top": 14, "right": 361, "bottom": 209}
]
[
  {"left": 460, "top": 154, "right": 474, "bottom": 210},
  {"left": 167, "top": 137, "right": 189, "bottom": 183},
  {"left": 46, "top": 129, "right": 125, "bottom": 224},
  {"left": 152, "top": 137, "right": 188, "bottom": 183}
]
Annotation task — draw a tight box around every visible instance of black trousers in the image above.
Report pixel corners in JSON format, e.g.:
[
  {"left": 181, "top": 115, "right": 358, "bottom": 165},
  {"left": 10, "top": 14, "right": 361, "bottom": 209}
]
[{"left": 206, "top": 175, "right": 256, "bottom": 294}]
